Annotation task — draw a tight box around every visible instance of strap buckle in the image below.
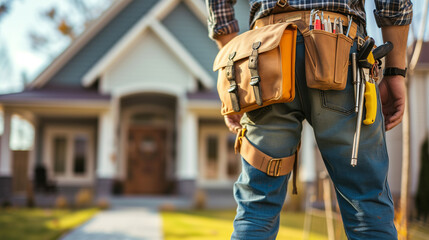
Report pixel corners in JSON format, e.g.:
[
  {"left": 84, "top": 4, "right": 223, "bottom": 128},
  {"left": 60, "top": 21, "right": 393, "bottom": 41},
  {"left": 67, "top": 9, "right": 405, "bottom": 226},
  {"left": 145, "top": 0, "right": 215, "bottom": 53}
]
[
  {"left": 249, "top": 42, "right": 263, "bottom": 106},
  {"left": 226, "top": 52, "right": 241, "bottom": 112},
  {"left": 277, "top": 0, "right": 288, "bottom": 8},
  {"left": 267, "top": 158, "right": 282, "bottom": 177}
]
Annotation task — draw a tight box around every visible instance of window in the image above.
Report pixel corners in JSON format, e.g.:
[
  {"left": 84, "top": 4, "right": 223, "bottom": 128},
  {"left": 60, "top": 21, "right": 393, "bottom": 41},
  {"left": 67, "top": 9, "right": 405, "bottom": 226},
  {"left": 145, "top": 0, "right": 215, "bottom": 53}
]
[
  {"left": 205, "top": 135, "right": 219, "bottom": 179},
  {"left": 44, "top": 126, "right": 94, "bottom": 185},
  {"left": 73, "top": 135, "right": 88, "bottom": 174},
  {"left": 200, "top": 127, "right": 241, "bottom": 184},
  {"left": 53, "top": 136, "right": 67, "bottom": 175},
  {"left": 227, "top": 134, "right": 241, "bottom": 180}
]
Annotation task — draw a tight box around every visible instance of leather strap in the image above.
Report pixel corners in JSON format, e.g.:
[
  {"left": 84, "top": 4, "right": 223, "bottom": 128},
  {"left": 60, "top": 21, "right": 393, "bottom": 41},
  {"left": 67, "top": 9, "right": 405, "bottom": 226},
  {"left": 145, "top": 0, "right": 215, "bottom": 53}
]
[
  {"left": 226, "top": 52, "right": 240, "bottom": 112},
  {"left": 254, "top": 10, "right": 358, "bottom": 40},
  {"left": 248, "top": 41, "right": 263, "bottom": 106},
  {"left": 235, "top": 129, "right": 300, "bottom": 194},
  {"left": 240, "top": 136, "right": 297, "bottom": 177}
]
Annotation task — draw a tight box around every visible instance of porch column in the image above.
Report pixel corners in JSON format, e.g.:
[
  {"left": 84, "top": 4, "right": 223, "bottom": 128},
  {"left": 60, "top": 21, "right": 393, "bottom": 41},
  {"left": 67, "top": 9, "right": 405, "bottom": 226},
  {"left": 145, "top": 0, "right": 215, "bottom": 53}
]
[
  {"left": 96, "top": 109, "right": 116, "bottom": 198},
  {"left": 0, "top": 109, "right": 12, "bottom": 203},
  {"left": 177, "top": 110, "right": 198, "bottom": 195}
]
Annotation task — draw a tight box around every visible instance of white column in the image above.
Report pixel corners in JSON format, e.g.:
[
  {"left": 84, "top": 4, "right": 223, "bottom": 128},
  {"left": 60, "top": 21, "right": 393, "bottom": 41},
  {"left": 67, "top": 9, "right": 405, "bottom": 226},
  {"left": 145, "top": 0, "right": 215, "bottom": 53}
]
[
  {"left": 177, "top": 111, "right": 198, "bottom": 180},
  {"left": 299, "top": 121, "right": 316, "bottom": 182},
  {"left": 0, "top": 110, "right": 12, "bottom": 176},
  {"left": 28, "top": 118, "right": 37, "bottom": 179},
  {"left": 96, "top": 109, "right": 116, "bottom": 178}
]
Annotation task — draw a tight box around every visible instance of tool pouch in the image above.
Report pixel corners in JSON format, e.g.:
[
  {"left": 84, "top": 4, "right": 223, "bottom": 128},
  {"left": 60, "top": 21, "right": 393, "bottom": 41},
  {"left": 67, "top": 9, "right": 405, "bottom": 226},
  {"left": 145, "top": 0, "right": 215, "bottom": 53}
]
[
  {"left": 213, "top": 22, "right": 297, "bottom": 116},
  {"left": 302, "top": 25, "right": 354, "bottom": 90}
]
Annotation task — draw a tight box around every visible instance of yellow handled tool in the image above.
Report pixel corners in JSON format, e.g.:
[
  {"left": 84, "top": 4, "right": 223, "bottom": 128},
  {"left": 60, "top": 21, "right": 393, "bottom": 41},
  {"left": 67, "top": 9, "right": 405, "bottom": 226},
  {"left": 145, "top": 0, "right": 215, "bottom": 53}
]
[{"left": 363, "top": 80, "right": 377, "bottom": 125}]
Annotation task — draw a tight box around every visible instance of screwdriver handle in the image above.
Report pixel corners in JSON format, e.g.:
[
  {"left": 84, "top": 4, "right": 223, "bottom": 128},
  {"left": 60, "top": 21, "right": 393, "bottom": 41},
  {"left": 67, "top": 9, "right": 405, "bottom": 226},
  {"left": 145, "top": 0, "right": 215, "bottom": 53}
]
[
  {"left": 372, "top": 41, "right": 393, "bottom": 61},
  {"left": 363, "top": 81, "right": 377, "bottom": 125}
]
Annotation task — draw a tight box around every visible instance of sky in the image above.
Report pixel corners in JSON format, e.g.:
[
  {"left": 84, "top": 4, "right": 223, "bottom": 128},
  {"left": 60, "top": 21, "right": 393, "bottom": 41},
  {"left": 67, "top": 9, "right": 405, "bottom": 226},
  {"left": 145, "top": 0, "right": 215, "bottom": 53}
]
[
  {"left": 0, "top": 0, "right": 428, "bottom": 94},
  {"left": 0, "top": 0, "right": 111, "bottom": 93}
]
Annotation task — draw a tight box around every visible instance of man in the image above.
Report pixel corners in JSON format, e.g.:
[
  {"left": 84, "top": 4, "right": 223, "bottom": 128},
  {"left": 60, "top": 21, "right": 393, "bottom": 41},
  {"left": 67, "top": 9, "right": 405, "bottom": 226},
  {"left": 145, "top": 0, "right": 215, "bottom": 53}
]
[{"left": 206, "top": 0, "right": 412, "bottom": 239}]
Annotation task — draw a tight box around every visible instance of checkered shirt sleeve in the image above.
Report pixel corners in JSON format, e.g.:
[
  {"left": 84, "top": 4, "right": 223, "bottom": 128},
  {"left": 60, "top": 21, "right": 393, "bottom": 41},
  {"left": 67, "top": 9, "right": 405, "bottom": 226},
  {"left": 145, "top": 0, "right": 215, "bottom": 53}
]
[
  {"left": 373, "top": 0, "right": 413, "bottom": 27},
  {"left": 206, "top": 0, "right": 240, "bottom": 39}
]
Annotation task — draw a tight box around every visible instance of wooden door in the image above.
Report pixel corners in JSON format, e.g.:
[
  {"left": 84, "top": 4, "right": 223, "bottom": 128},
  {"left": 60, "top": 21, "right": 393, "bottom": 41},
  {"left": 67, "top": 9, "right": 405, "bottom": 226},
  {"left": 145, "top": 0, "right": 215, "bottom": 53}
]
[{"left": 124, "top": 126, "right": 167, "bottom": 194}]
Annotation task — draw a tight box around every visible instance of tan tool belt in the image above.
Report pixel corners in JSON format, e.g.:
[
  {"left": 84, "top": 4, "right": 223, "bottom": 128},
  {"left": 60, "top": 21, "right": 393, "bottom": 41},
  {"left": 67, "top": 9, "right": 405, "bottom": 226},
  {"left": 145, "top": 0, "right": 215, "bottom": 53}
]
[
  {"left": 235, "top": 129, "right": 300, "bottom": 194},
  {"left": 254, "top": 10, "right": 358, "bottom": 40},
  {"left": 256, "top": 10, "right": 358, "bottom": 91}
]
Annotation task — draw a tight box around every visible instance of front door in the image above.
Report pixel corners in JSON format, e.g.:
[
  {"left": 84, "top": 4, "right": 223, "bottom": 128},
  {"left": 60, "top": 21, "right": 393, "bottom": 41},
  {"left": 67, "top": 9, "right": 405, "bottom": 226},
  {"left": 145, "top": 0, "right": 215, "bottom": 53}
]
[{"left": 125, "top": 126, "right": 167, "bottom": 194}]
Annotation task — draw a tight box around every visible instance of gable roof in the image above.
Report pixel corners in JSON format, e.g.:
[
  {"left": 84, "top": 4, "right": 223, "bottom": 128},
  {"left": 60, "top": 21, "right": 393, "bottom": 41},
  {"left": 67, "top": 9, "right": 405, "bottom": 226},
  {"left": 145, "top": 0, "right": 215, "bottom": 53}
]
[
  {"left": 27, "top": 0, "right": 214, "bottom": 90},
  {"left": 82, "top": 0, "right": 214, "bottom": 89},
  {"left": 27, "top": 0, "right": 134, "bottom": 89}
]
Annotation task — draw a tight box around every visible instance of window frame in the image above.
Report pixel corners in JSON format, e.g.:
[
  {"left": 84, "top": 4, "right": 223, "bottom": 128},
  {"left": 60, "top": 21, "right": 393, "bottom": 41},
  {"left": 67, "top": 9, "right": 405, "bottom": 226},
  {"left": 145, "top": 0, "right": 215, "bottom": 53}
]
[
  {"left": 198, "top": 126, "right": 241, "bottom": 187},
  {"left": 43, "top": 126, "right": 95, "bottom": 185}
]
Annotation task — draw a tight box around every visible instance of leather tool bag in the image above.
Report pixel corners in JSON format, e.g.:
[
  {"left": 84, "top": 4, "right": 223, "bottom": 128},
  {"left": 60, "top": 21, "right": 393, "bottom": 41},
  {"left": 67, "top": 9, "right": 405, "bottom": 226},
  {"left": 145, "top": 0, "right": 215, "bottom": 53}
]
[
  {"left": 253, "top": 10, "right": 357, "bottom": 91},
  {"left": 213, "top": 22, "right": 297, "bottom": 116},
  {"left": 302, "top": 27, "right": 354, "bottom": 90}
]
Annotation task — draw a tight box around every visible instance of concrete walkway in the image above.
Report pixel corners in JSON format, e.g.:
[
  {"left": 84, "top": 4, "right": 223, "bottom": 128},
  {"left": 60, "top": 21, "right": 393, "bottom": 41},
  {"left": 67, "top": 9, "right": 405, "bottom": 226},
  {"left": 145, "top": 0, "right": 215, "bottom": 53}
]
[
  {"left": 60, "top": 193, "right": 236, "bottom": 240},
  {"left": 61, "top": 207, "right": 163, "bottom": 240},
  {"left": 60, "top": 196, "right": 193, "bottom": 240}
]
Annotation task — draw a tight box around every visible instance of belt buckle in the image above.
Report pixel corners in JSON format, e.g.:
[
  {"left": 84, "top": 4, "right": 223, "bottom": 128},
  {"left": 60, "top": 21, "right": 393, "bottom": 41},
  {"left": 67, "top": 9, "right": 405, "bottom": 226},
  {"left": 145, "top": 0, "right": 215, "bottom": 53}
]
[
  {"left": 267, "top": 158, "right": 282, "bottom": 177},
  {"left": 277, "top": 0, "right": 288, "bottom": 8}
]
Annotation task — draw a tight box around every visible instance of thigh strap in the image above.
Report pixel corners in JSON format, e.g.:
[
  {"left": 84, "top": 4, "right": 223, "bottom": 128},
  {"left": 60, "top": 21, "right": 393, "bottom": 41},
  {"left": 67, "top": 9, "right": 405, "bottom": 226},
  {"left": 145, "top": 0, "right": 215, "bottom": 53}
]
[{"left": 235, "top": 128, "right": 300, "bottom": 194}]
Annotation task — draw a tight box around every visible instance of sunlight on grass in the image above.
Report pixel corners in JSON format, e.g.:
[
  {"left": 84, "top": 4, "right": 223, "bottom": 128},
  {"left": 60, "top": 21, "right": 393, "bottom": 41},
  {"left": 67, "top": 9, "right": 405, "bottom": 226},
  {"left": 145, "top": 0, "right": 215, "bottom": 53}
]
[
  {"left": 46, "top": 208, "right": 99, "bottom": 230},
  {"left": 162, "top": 210, "right": 429, "bottom": 240},
  {"left": 0, "top": 208, "right": 100, "bottom": 240},
  {"left": 162, "top": 210, "right": 336, "bottom": 240}
]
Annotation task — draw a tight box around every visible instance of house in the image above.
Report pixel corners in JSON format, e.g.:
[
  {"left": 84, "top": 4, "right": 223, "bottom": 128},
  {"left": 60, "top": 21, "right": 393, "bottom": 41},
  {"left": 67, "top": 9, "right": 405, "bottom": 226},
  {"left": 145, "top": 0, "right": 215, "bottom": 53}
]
[{"left": 0, "top": 0, "right": 256, "bottom": 204}]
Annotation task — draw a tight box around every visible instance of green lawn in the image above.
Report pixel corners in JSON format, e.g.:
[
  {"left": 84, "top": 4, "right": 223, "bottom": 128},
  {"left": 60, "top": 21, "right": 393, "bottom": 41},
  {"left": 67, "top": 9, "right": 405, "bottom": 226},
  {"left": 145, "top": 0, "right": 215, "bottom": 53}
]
[
  {"left": 162, "top": 210, "right": 429, "bottom": 240},
  {"left": 0, "top": 208, "right": 99, "bottom": 240}
]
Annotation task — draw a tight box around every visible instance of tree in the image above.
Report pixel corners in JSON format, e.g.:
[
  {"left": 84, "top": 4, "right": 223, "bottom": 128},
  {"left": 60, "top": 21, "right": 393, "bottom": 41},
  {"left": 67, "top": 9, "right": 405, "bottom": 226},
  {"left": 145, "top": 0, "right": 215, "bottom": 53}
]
[
  {"left": 0, "top": 0, "right": 16, "bottom": 90},
  {"left": 0, "top": 0, "right": 115, "bottom": 92},
  {"left": 28, "top": 0, "right": 115, "bottom": 55}
]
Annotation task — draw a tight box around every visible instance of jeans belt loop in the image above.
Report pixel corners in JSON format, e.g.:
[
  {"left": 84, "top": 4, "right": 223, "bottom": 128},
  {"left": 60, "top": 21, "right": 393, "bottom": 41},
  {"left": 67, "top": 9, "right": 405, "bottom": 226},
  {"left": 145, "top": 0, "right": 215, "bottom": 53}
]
[{"left": 277, "top": 0, "right": 288, "bottom": 8}]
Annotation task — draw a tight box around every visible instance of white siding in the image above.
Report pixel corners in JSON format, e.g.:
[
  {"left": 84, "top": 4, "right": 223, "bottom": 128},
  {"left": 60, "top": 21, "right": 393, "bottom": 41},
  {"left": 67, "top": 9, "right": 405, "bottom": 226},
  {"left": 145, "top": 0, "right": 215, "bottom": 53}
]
[
  {"left": 103, "top": 29, "right": 194, "bottom": 96},
  {"left": 386, "top": 123, "right": 403, "bottom": 195},
  {"left": 409, "top": 72, "right": 428, "bottom": 195}
]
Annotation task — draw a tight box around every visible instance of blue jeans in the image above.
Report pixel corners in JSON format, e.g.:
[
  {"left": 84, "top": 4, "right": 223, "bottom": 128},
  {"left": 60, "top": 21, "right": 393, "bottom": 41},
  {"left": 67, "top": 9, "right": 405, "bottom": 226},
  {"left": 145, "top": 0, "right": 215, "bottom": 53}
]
[{"left": 231, "top": 33, "right": 397, "bottom": 239}]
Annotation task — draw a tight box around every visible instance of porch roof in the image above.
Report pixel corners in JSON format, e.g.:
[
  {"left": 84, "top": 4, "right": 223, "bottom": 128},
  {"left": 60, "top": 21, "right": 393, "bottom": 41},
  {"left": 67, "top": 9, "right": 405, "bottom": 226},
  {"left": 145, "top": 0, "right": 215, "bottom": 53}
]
[{"left": 0, "top": 88, "right": 110, "bottom": 107}]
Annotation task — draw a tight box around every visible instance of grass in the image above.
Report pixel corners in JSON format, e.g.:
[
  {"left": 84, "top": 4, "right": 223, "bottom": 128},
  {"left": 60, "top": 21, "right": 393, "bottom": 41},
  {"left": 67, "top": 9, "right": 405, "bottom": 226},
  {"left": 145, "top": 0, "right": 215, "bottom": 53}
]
[
  {"left": 162, "top": 210, "right": 343, "bottom": 240},
  {"left": 162, "top": 209, "right": 429, "bottom": 240},
  {"left": 0, "top": 207, "right": 99, "bottom": 240}
]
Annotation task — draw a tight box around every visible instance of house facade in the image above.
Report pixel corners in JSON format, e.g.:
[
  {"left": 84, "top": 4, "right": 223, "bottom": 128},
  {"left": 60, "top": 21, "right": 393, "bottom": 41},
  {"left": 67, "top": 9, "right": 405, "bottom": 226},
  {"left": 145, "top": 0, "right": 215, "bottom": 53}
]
[{"left": 0, "top": 0, "right": 256, "bottom": 202}]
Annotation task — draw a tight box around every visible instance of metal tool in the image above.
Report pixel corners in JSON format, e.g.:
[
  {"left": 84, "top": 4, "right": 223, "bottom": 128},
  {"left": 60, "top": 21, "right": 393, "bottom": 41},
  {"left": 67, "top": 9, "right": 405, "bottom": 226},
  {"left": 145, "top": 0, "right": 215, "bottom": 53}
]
[
  {"left": 352, "top": 53, "right": 358, "bottom": 112},
  {"left": 309, "top": 9, "right": 319, "bottom": 30},
  {"left": 346, "top": 16, "right": 353, "bottom": 37},
  {"left": 351, "top": 37, "right": 375, "bottom": 167},
  {"left": 350, "top": 39, "right": 393, "bottom": 167}
]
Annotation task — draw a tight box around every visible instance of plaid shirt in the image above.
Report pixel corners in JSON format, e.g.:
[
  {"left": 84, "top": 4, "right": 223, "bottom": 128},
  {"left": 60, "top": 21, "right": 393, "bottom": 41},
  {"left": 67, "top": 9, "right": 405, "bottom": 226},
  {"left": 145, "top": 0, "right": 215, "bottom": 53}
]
[{"left": 206, "top": 0, "right": 413, "bottom": 39}]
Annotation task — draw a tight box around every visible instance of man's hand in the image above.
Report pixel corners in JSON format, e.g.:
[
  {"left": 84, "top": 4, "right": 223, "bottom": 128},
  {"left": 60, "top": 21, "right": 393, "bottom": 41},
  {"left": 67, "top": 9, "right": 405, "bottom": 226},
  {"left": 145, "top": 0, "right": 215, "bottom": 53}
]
[
  {"left": 378, "top": 75, "right": 406, "bottom": 131},
  {"left": 215, "top": 32, "right": 238, "bottom": 49},
  {"left": 379, "top": 25, "right": 409, "bottom": 131},
  {"left": 224, "top": 114, "right": 243, "bottom": 134}
]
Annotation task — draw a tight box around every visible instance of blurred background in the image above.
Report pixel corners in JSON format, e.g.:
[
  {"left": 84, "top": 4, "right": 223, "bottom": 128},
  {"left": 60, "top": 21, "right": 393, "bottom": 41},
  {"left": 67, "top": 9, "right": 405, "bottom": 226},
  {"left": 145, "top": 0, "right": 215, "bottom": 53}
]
[{"left": 0, "top": 0, "right": 428, "bottom": 239}]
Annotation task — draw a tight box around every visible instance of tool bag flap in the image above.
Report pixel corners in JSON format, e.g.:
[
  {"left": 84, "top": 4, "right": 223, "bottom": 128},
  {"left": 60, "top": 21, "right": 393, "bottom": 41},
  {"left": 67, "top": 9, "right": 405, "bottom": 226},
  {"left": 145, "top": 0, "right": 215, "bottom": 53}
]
[
  {"left": 213, "top": 22, "right": 296, "bottom": 71},
  {"left": 213, "top": 22, "right": 297, "bottom": 115}
]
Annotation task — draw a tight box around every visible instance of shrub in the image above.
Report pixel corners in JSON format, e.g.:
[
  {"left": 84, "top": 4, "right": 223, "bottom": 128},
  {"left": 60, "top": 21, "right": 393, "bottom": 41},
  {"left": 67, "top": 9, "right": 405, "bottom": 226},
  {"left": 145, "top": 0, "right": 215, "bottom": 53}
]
[
  {"left": 193, "top": 189, "right": 207, "bottom": 210},
  {"left": 55, "top": 196, "right": 68, "bottom": 209},
  {"left": 96, "top": 198, "right": 110, "bottom": 210},
  {"left": 74, "top": 189, "right": 93, "bottom": 208}
]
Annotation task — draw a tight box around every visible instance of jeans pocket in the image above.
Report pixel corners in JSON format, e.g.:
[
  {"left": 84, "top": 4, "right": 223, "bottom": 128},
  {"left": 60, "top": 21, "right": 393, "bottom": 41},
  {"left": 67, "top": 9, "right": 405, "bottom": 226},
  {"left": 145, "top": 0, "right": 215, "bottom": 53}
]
[
  {"left": 245, "top": 105, "right": 273, "bottom": 122},
  {"left": 320, "top": 81, "right": 355, "bottom": 115}
]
